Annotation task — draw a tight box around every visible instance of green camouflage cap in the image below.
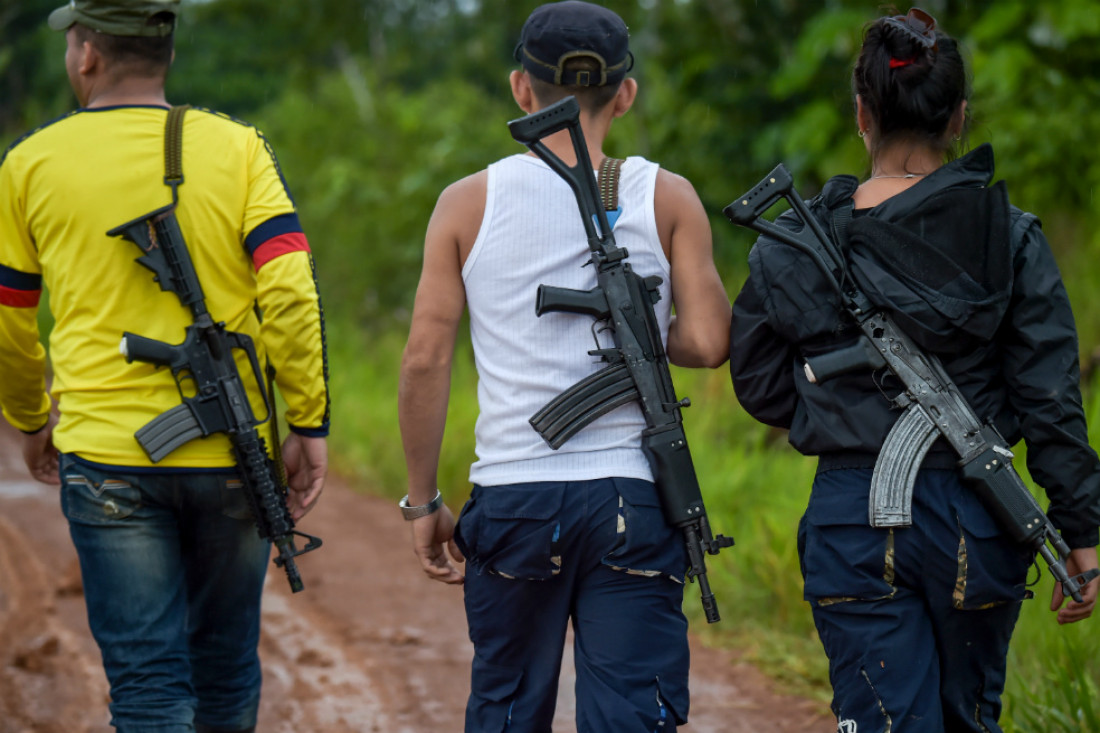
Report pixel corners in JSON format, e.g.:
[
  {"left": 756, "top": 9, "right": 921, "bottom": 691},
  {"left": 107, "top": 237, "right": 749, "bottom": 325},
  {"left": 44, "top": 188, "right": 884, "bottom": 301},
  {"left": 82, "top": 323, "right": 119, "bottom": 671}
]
[{"left": 48, "top": 0, "right": 179, "bottom": 37}]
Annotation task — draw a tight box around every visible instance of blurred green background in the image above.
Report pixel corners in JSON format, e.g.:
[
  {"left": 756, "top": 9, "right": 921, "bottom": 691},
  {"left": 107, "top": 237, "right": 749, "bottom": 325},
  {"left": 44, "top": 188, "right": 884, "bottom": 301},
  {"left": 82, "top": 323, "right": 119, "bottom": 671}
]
[{"left": 4, "top": 0, "right": 1099, "bottom": 729}]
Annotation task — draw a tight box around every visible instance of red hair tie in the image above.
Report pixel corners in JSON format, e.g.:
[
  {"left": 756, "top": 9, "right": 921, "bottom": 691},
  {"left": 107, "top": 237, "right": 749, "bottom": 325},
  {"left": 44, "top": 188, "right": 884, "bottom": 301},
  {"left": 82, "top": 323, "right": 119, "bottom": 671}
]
[{"left": 890, "top": 57, "right": 917, "bottom": 69}]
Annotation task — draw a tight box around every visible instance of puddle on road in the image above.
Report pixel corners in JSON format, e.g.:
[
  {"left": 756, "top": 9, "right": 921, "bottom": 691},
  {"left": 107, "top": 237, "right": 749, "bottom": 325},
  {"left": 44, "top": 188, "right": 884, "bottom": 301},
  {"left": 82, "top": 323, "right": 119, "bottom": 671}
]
[{"left": 0, "top": 480, "right": 49, "bottom": 499}]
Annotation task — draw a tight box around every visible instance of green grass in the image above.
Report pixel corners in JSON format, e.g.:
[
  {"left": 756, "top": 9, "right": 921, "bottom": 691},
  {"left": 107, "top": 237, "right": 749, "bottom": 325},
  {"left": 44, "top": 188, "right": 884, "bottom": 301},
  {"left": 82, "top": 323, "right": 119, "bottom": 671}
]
[{"left": 328, "top": 325, "right": 1100, "bottom": 720}]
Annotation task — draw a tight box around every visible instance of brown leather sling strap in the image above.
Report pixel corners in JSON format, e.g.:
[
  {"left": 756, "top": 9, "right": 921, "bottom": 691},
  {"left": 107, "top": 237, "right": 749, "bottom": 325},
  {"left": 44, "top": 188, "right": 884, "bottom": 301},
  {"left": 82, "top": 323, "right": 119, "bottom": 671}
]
[{"left": 597, "top": 156, "right": 624, "bottom": 214}]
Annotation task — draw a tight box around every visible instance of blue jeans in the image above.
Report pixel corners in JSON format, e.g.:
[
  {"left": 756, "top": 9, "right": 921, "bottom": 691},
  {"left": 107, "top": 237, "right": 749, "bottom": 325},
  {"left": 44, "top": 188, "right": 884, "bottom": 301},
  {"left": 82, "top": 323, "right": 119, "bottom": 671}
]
[
  {"left": 454, "top": 478, "right": 690, "bottom": 733},
  {"left": 799, "top": 468, "right": 1031, "bottom": 733},
  {"left": 59, "top": 454, "right": 270, "bottom": 733}
]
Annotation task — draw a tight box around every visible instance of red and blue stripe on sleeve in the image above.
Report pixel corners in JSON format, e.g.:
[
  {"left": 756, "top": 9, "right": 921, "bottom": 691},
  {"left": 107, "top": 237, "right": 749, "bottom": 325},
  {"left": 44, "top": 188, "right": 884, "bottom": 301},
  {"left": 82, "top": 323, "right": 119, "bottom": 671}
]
[
  {"left": 0, "top": 263, "right": 42, "bottom": 307},
  {"left": 245, "top": 213, "right": 310, "bottom": 271}
]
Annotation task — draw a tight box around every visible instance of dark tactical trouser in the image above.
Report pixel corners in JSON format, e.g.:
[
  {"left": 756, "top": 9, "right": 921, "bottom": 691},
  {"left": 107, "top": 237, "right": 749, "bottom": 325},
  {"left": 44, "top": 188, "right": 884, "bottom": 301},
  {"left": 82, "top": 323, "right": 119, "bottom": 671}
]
[
  {"left": 799, "top": 468, "right": 1032, "bottom": 733},
  {"left": 455, "top": 477, "right": 689, "bottom": 733}
]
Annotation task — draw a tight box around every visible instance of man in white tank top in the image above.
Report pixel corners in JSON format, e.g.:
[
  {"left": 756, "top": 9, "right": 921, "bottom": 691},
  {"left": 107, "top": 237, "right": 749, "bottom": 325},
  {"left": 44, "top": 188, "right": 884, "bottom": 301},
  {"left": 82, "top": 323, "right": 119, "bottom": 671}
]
[{"left": 398, "top": 3, "right": 730, "bottom": 731}]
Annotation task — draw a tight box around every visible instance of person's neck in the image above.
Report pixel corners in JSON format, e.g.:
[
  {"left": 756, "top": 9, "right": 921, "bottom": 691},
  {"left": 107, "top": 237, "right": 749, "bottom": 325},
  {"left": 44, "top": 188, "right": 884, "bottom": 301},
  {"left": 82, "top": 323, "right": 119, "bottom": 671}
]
[
  {"left": 853, "top": 144, "right": 944, "bottom": 209},
  {"left": 84, "top": 77, "right": 168, "bottom": 109},
  {"left": 867, "top": 144, "right": 942, "bottom": 180}
]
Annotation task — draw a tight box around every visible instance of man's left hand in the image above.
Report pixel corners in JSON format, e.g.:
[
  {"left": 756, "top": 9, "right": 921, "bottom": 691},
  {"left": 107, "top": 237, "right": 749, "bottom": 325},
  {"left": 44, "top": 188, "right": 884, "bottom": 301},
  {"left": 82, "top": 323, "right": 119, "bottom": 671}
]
[{"left": 1051, "top": 546, "right": 1098, "bottom": 624}]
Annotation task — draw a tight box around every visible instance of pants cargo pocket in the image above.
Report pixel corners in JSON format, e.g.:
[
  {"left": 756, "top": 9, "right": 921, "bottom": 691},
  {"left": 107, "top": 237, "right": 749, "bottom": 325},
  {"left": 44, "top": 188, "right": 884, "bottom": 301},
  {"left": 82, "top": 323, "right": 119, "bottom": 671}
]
[
  {"left": 602, "top": 478, "right": 686, "bottom": 582},
  {"left": 654, "top": 675, "right": 688, "bottom": 729},
  {"left": 459, "top": 483, "right": 567, "bottom": 580},
  {"left": 467, "top": 656, "right": 523, "bottom": 733},
  {"left": 830, "top": 655, "right": 893, "bottom": 733},
  {"left": 951, "top": 492, "right": 1032, "bottom": 609},
  {"left": 801, "top": 470, "right": 895, "bottom": 605}
]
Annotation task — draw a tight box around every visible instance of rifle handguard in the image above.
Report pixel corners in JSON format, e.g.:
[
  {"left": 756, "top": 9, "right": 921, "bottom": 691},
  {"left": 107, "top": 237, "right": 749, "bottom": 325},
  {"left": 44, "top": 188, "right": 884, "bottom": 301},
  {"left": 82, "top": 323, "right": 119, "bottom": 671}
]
[{"left": 958, "top": 438, "right": 1046, "bottom": 546}]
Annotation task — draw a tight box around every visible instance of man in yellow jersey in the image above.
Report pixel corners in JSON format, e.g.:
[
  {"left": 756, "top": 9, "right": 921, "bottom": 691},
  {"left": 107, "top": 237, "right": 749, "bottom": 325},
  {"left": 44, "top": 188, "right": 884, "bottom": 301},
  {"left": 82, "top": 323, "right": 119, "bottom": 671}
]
[{"left": 0, "top": 2, "right": 330, "bottom": 731}]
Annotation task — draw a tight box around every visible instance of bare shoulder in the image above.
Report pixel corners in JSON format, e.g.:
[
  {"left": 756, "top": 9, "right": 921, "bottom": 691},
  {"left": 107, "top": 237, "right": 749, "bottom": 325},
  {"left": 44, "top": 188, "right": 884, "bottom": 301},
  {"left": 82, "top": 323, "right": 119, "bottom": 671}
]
[
  {"left": 654, "top": 167, "right": 702, "bottom": 202},
  {"left": 653, "top": 167, "right": 709, "bottom": 261},
  {"left": 431, "top": 170, "right": 488, "bottom": 265},
  {"left": 436, "top": 169, "right": 488, "bottom": 210}
]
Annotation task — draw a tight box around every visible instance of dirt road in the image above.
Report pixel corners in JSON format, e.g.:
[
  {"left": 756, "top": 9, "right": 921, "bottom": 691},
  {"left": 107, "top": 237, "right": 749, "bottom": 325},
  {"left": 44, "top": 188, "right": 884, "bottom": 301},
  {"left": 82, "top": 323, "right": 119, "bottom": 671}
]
[{"left": 0, "top": 421, "right": 831, "bottom": 732}]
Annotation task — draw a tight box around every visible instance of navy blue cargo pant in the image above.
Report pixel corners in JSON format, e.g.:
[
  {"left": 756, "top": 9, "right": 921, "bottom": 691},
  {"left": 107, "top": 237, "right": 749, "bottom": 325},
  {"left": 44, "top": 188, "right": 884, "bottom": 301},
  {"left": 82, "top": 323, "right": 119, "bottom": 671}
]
[
  {"left": 454, "top": 477, "right": 689, "bottom": 733},
  {"left": 799, "top": 468, "right": 1032, "bottom": 733}
]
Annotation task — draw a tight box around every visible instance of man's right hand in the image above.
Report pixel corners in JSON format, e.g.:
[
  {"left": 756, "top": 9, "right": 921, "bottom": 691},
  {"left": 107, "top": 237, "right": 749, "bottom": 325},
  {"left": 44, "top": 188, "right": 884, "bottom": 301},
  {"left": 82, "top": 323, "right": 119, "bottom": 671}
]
[
  {"left": 411, "top": 504, "right": 465, "bottom": 585},
  {"left": 282, "top": 432, "right": 327, "bottom": 521}
]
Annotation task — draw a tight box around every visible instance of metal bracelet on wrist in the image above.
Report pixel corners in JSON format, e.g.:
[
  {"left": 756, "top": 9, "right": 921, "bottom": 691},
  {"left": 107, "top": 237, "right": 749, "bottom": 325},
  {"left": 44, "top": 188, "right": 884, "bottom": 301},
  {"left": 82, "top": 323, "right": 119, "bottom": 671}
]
[{"left": 399, "top": 489, "right": 443, "bottom": 520}]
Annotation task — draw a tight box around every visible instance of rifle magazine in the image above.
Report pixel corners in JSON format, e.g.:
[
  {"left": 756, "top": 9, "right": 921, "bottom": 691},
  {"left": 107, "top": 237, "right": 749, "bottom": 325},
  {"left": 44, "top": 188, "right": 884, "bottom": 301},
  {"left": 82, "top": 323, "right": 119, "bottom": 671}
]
[
  {"left": 135, "top": 403, "right": 206, "bottom": 463},
  {"left": 530, "top": 362, "right": 638, "bottom": 449},
  {"left": 869, "top": 404, "right": 940, "bottom": 527}
]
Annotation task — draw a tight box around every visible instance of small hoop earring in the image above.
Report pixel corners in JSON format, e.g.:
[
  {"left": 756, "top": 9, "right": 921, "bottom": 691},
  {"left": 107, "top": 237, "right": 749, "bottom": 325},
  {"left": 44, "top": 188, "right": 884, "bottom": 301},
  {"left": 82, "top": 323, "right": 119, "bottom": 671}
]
[{"left": 858, "top": 129, "right": 866, "bottom": 138}]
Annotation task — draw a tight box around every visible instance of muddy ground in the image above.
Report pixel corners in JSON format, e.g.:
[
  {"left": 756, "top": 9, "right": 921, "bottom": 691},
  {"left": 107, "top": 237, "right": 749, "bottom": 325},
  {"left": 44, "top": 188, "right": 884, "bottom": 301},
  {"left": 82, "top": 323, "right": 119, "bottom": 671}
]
[{"left": 0, "top": 421, "right": 831, "bottom": 732}]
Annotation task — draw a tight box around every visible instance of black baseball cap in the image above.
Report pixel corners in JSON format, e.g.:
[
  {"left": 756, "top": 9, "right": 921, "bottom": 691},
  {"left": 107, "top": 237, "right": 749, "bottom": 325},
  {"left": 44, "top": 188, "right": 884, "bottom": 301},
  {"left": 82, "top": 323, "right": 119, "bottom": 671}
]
[{"left": 514, "top": 1, "right": 634, "bottom": 87}]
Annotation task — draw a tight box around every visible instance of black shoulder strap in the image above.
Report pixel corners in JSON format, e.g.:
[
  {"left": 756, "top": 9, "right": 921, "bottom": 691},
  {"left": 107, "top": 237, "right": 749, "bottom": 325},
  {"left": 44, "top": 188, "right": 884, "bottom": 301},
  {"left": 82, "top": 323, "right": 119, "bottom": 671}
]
[
  {"left": 828, "top": 200, "right": 857, "bottom": 292},
  {"left": 163, "top": 104, "right": 190, "bottom": 202},
  {"left": 597, "top": 157, "right": 624, "bottom": 212},
  {"left": 830, "top": 200, "right": 854, "bottom": 251}
]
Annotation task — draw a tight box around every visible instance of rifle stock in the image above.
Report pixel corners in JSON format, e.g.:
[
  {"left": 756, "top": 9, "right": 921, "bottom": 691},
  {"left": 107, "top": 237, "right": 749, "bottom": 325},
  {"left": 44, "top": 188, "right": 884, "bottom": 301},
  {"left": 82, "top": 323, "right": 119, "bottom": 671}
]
[
  {"left": 510, "top": 97, "right": 733, "bottom": 622},
  {"left": 725, "top": 164, "right": 1100, "bottom": 603}
]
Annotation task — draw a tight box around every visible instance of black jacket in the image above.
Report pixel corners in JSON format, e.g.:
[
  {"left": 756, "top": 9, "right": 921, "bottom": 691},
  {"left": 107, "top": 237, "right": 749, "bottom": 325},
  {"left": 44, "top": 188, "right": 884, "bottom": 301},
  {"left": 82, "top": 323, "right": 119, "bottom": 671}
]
[{"left": 730, "top": 144, "right": 1100, "bottom": 548}]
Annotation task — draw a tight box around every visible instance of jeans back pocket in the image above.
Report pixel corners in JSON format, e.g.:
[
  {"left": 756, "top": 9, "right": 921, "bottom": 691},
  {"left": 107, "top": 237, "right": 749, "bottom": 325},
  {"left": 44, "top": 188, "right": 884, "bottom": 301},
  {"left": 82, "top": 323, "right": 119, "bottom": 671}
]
[{"left": 61, "top": 465, "right": 143, "bottom": 525}]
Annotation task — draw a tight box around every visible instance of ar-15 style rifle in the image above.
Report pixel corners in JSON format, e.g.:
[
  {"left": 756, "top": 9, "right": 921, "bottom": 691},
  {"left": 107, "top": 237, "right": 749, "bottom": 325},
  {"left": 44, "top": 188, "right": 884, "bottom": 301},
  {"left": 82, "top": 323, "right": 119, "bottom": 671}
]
[
  {"left": 106, "top": 106, "right": 321, "bottom": 592},
  {"left": 724, "top": 163, "right": 1098, "bottom": 602},
  {"left": 508, "top": 96, "right": 733, "bottom": 623}
]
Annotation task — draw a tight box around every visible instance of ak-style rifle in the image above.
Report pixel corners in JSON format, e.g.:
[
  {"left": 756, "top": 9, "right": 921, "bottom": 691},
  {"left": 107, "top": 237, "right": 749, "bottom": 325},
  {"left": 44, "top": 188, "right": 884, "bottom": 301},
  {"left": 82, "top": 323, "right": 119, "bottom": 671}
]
[
  {"left": 509, "top": 97, "right": 733, "bottom": 622},
  {"left": 725, "top": 163, "right": 1098, "bottom": 602}
]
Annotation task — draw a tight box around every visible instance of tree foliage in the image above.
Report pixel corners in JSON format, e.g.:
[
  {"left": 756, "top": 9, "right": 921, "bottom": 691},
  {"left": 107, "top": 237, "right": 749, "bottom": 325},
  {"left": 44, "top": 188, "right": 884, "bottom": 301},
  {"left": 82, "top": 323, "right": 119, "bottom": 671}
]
[{"left": 4, "top": 0, "right": 1100, "bottom": 337}]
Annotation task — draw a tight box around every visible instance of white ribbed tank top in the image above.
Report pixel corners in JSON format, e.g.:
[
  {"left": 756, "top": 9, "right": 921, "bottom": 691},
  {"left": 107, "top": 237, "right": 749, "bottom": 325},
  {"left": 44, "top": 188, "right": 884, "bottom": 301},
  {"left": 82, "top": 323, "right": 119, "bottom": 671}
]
[{"left": 462, "top": 153, "right": 670, "bottom": 486}]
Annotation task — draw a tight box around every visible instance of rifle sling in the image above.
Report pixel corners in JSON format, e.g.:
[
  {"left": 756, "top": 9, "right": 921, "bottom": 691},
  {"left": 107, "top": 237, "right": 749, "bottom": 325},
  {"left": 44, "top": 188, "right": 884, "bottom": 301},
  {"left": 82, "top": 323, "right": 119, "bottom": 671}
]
[
  {"left": 163, "top": 104, "right": 190, "bottom": 200},
  {"left": 160, "top": 104, "right": 283, "bottom": 477},
  {"left": 598, "top": 157, "right": 624, "bottom": 214}
]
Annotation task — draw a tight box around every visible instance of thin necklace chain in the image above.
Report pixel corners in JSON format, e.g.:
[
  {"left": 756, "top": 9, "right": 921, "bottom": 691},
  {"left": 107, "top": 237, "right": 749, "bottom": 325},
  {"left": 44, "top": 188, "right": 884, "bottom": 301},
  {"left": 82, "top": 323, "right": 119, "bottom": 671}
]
[{"left": 869, "top": 172, "right": 927, "bottom": 179}]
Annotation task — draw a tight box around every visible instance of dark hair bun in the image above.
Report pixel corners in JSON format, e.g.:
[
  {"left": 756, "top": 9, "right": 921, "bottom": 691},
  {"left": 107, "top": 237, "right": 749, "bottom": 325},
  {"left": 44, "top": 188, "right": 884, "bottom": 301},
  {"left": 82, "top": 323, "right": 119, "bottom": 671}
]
[{"left": 853, "top": 8, "right": 968, "bottom": 148}]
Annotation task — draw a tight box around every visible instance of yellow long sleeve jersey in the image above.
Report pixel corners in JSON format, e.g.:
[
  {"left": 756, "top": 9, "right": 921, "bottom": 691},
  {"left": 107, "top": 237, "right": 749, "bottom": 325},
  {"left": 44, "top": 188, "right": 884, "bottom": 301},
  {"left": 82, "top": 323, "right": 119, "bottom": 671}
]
[{"left": 0, "top": 105, "right": 329, "bottom": 469}]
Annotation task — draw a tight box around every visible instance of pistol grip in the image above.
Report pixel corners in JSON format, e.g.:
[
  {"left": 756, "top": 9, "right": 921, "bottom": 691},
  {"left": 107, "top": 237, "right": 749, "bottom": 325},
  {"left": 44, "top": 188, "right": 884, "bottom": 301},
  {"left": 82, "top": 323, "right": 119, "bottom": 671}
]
[
  {"left": 121, "top": 332, "right": 178, "bottom": 367},
  {"left": 804, "top": 337, "right": 886, "bottom": 383},
  {"left": 535, "top": 284, "right": 609, "bottom": 319}
]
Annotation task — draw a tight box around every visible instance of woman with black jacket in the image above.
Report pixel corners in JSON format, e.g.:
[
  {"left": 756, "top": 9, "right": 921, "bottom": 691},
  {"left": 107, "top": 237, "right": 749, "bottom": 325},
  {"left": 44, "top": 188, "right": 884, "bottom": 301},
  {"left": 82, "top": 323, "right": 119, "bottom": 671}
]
[{"left": 730, "top": 8, "right": 1100, "bottom": 732}]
